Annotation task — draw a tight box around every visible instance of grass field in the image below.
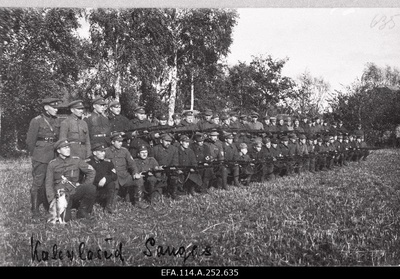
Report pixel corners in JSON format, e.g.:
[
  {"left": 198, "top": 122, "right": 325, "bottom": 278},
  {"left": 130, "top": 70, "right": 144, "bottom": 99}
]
[{"left": 1, "top": 150, "right": 400, "bottom": 266}]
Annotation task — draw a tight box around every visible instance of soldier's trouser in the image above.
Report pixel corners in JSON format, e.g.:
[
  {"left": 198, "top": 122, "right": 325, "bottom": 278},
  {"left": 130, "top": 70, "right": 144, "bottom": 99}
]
[
  {"left": 227, "top": 165, "right": 240, "bottom": 186},
  {"left": 30, "top": 160, "right": 50, "bottom": 214},
  {"left": 284, "top": 161, "right": 295, "bottom": 176},
  {"left": 309, "top": 157, "right": 316, "bottom": 172},
  {"left": 167, "top": 174, "right": 180, "bottom": 199},
  {"left": 301, "top": 158, "right": 310, "bottom": 173},
  {"left": 316, "top": 156, "right": 327, "bottom": 171},
  {"left": 326, "top": 156, "right": 334, "bottom": 169},
  {"left": 96, "top": 181, "right": 116, "bottom": 211},
  {"left": 65, "top": 183, "right": 96, "bottom": 221},
  {"left": 212, "top": 166, "right": 228, "bottom": 189},
  {"left": 143, "top": 176, "right": 159, "bottom": 202}
]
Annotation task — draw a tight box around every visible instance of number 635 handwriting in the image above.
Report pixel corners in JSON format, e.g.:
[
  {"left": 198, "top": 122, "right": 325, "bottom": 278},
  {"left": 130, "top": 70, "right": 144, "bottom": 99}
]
[{"left": 370, "top": 13, "right": 400, "bottom": 30}]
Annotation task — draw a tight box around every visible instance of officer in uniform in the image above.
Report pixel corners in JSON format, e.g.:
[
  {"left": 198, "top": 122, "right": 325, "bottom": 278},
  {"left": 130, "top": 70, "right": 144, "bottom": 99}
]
[
  {"left": 86, "top": 142, "right": 117, "bottom": 214},
  {"left": 197, "top": 109, "right": 217, "bottom": 131},
  {"left": 85, "top": 96, "right": 111, "bottom": 146},
  {"left": 45, "top": 139, "right": 97, "bottom": 221},
  {"left": 222, "top": 132, "right": 242, "bottom": 187},
  {"left": 247, "top": 112, "right": 264, "bottom": 130},
  {"left": 59, "top": 100, "right": 91, "bottom": 160},
  {"left": 134, "top": 145, "right": 162, "bottom": 204},
  {"left": 152, "top": 134, "right": 180, "bottom": 199},
  {"left": 129, "top": 106, "right": 153, "bottom": 158},
  {"left": 297, "top": 134, "right": 309, "bottom": 173},
  {"left": 26, "top": 97, "right": 62, "bottom": 218},
  {"left": 248, "top": 140, "right": 266, "bottom": 182},
  {"left": 105, "top": 132, "right": 143, "bottom": 206},
  {"left": 236, "top": 143, "right": 254, "bottom": 186}
]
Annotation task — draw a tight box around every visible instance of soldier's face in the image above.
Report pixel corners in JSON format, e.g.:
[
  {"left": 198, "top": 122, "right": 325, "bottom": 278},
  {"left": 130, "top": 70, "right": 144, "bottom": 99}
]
[
  {"left": 137, "top": 113, "right": 146, "bottom": 121},
  {"left": 210, "top": 135, "right": 218, "bottom": 142},
  {"left": 159, "top": 120, "right": 167, "bottom": 125},
  {"left": 272, "top": 143, "right": 277, "bottom": 148},
  {"left": 226, "top": 138, "right": 233, "bottom": 145},
  {"left": 110, "top": 106, "right": 121, "bottom": 115},
  {"left": 94, "top": 150, "right": 106, "bottom": 160},
  {"left": 295, "top": 120, "right": 299, "bottom": 126},
  {"left": 139, "top": 150, "right": 148, "bottom": 159},
  {"left": 45, "top": 105, "right": 58, "bottom": 116},
  {"left": 112, "top": 140, "right": 123, "bottom": 149},
  {"left": 58, "top": 146, "right": 70, "bottom": 157},
  {"left": 196, "top": 140, "right": 204, "bottom": 146},
  {"left": 224, "top": 119, "right": 230, "bottom": 125},
  {"left": 205, "top": 115, "right": 212, "bottom": 121},
  {"left": 231, "top": 116, "right": 237, "bottom": 122},
  {"left": 162, "top": 140, "right": 171, "bottom": 148},
  {"left": 71, "top": 108, "right": 84, "bottom": 118},
  {"left": 181, "top": 141, "right": 190, "bottom": 149},
  {"left": 279, "top": 119, "right": 284, "bottom": 125},
  {"left": 186, "top": 116, "right": 194, "bottom": 123},
  {"left": 94, "top": 104, "right": 106, "bottom": 114},
  {"left": 240, "top": 148, "right": 248, "bottom": 155},
  {"left": 264, "top": 119, "right": 270, "bottom": 125},
  {"left": 265, "top": 142, "right": 271, "bottom": 148},
  {"left": 255, "top": 146, "right": 262, "bottom": 152},
  {"left": 173, "top": 118, "right": 181, "bottom": 125},
  {"left": 212, "top": 118, "right": 220, "bottom": 124},
  {"left": 301, "top": 139, "right": 306, "bottom": 144},
  {"left": 251, "top": 117, "right": 258, "bottom": 122}
]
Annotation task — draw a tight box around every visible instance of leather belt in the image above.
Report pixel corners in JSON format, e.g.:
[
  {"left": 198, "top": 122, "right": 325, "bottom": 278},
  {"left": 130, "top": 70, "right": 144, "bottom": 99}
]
[
  {"left": 37, "top": 137, "right": 56, "bottom": 143},
  {"left": 69, "top": 141, "right": 86, "bottom": 145},
  {"left": 93, "top": 134, "right": 107, "bottom": 137}
]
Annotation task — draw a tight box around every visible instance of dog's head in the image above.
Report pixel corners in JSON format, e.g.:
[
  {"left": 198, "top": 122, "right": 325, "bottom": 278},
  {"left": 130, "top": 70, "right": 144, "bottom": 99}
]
[{"left": 55, "top": 188, "right": 66, "bottom": 199}]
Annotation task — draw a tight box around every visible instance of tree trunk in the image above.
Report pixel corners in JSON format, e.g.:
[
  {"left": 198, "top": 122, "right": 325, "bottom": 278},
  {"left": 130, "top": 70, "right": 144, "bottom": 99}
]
[
  {"left": 190, "top": 73, "right": 194, "bottom": 111},
  {"left": 168, "top": 50, "right": 178, "bottom": 126}
]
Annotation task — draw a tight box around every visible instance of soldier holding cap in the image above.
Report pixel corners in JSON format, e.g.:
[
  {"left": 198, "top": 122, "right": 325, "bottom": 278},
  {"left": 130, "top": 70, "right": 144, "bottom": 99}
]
[
  {"left": 85, "top": 96, "right": 111, "bottom": 146},
  {"left": 152, "top": 133, "right": 180, "bottom": 199},
  {"left": 45, "top": 139, "right": 97, "bottom": 221},
  {"left": 105, "top": 132, "right": 143, "bottom": 206},
  {"left": 26, "top": 97, "right": 62, "bottom": 218},
  {"left": 86, "top": 142, "right": 117, "bottom": 214},
  {"left": 59, "top": 100, "right": 91, "bottom": 160}
]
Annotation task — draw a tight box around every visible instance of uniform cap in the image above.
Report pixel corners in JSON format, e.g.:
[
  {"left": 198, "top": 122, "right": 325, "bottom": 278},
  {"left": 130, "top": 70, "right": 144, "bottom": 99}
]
[
  {"left": 135, "top": 106, "right": 146, "bottom": 114},
  {"left": 111, "top": 132, "right": 124, "bottom": 141},
  {"left": 281, "top": 136, "right": 289, "bottom": 141},
  {"left": 299, "top": 134, "right": 306, "bottom": 139},
  {"left": 224, "top": 133, "right": 234, "bottom": 139},
  {"left": 172, "top": 113, "right": 181, "bottom": 120},
  {"left": 271, "top": 138, "right": 279, "bottom": 144},
  {"left": 158, "top": 114, "right": 168, "bottom": 121},
  {"left": 203, "top": 109, "right": 213, "bottom": 116},
  {"left": 253, "top": 141, "right": 262, "bottom": 147},
  {"left": 138, "top": 145, "right": 148, "bottom": 152},
  {"left": 317, "top": 137, "right": 323, "bottom": 142},
  {"left": 221, "top": 114, "right": 229, "bottom": 120},
  {"left": 54, "top": 138, "right": 70, "bottom": 150},
  {"left": 180, "top": 135, "right": 190, "bottom": 142},
  {"left": 263, "top": 115, "right": 270, "bottom": 120},
  {"left": 161, "top": 134, "right": 173, "bottom": 141},
  {"left": 42, "top": 97, "right": 62, "bottom": 107},
  {"left": 92, "top": 96, "right": 106, "bottom": 105},
  {"left": 263, "top": 137, "right": 271, "bottom": 143},
  {"left": 239, "top": 143, "right": 248, "bottom": 149},
  {"left": 211, "top": 113, "right": 219, "bottom": 119},
  {"left": 109, "top": 100, "right": 121, "bottom": 108},
  {"left": 209, "top": 131, "right": 219, "bottom": 136},
  {"left": 194, "top": 133, "right": 205, "bottom": 142},
  {"left": 92, "top": 142, "right": 107, "bottom": 152},
  {"left": 68, "top": 100, "right": 85, "bottom": 109},
  {"left": 182, "top": 111, "right": 194, "bottom": 117},
  {"left": 250, "top": 112, "right": 259, "bottom": 117},
  {"left": 289, "top": 133, "right": 297, "bottom": 139},
  {"left": 239, "top": 114, "right": 247, "bottom": 119},
  {"left": 270, "top": 116, "right": 277, "bottom": 121}
]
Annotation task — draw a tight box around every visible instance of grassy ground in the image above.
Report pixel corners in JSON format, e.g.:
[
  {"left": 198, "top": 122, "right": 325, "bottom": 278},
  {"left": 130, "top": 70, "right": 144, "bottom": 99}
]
[{"left": 1, "top": 150, "right": 400, "bottom": 266}]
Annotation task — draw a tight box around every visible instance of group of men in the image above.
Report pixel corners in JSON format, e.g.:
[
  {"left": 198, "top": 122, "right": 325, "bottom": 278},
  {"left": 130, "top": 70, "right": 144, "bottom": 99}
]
[{"left": 26, "top": 96, "right": 370, "bottom": 222}]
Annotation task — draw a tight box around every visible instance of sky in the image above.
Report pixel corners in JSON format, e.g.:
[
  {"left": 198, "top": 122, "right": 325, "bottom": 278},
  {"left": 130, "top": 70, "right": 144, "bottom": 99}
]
[{"left": 225, "top": 8, "right": 400, "bottom": 92}]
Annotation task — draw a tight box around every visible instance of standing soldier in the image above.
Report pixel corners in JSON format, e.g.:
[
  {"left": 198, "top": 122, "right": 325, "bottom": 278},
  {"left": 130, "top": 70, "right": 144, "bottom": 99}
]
[
  {"left": 306, "top": 135, "right": 317, "bottom": 173},
  {"left": 220, "top": 114, "right": 231, "bottom": 130},
  {"left": 129, "top": 106, "right": 153, "bottom": 158},
  {"left": 247, "top": 112, "right": 264, "bottom": 130},
  {"left": 248, "top": 140, "right": 267, "bottom": 182},
  {"left": 222, "top": 133, "right": 242, "bottom": 187},
  {"left": 293, "top": 118, "right": 305, "bottom": 135},
  {"left": 108, "top": 100, "right": 133, "bottom": 148},
  {"left": 85, "top": 96, "right": 111, "bottom": 146},
  {"left": 236, "top": 143, "right": 254, "bottom": 186},
  {"left": 86, "top": 142, "right": 117, "bottom": 214},
  {"left": 59, "top": 100, "right": 91, "bottom": 160},
  {"left": 314, "top": 137, "right": 328, "bottom": 171},
  {"left": 45, "top": 139, "right": 97, "bottom": 221},
  {"left": 270, "top": 137, "right": 283, "bottom": 177},
  {"left": 172, "top": 113, "right": 183, "bottom": 127},
  {"left": 105, "top": 132, "right": 144, "bottom": 207},
  {"left": 26, "top": 97, "right": 62, "bottom": 218},
  {"left": 279, "top": 136, "right": 295, "bottom": 176},
  {"left": 197, "top": 109, "right": 217, "bottom": 131},
  {"left": 152, "top": 134, "right": 180, "bottom": 200},
  {"left": 297, "top": 134, "right": 309, "bottom": 173}
]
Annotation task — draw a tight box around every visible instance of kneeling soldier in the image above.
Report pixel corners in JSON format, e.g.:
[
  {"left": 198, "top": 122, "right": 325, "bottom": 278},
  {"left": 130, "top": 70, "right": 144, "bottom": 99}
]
[
  {"left": 86, "top": 142, "right": 117, "bottom": 214},
  {"left": 45, "top": 139, "right": 97, "bottom": 222}
]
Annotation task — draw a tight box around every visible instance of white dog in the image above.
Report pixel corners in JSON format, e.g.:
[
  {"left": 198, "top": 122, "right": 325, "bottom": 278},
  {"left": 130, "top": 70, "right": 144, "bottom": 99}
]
[{"left": 47, "top": 188, "right": 68, "bottom": 224}]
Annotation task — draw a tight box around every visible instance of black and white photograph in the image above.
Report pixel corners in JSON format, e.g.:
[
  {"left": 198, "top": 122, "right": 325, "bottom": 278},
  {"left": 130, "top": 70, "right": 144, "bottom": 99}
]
[{"left": 1, "top": 0, "right": 400, "bottom": 271}]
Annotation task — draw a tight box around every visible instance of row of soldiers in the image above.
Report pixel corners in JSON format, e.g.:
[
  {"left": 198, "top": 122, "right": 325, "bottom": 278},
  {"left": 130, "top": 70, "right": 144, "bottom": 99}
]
[{"left": 26, "top": 96, "right": 369, "bottom": 222}]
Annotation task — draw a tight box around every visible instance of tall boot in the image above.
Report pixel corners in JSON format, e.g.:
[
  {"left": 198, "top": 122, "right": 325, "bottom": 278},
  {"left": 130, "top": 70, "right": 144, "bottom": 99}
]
[
  {"left": 30, "top": 191, "right": 40, "bottom": 219},
  {"left": 104, "top": 190, "right": 115, "bottom": 214}
]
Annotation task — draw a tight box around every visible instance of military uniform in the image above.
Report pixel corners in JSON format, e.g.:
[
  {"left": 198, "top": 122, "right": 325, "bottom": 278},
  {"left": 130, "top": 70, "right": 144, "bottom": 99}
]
[
  {"left": 129, "top": 107, "right": 153, "bottom": 158},
  {"left": 314, "top": 139, "right": 328, "bottom": 171},
  {"left": 134, "top": 149, "right": 161, "bottom": 203},
  {"left": 190, "top": 134, "right": 214, "bottom": 192},
  {"left": 45, "top": 139, "right": 97, "bottom": 221},
  {"left": 222, "top": 135, "right": 241, "bottom": 186},
  {"left": 177, "top": 136, "right": 203, "bottom": 195},
  {"left": 152, "top": 134, "right": 180, "bottom": 199},
  {"left": 26, "top": 98, "right": 62, "bottom": 217},
  {"left": 86, "top": 143, "right": 117, "bottom": 213},
  {"left": 205, "top": 131, "right": 228, "bottom": 189},
  {"left": 59, "top": 100, "right": 91, "bottom": 160},
  {"left": 105, "top": 134, "right": 142, "bottom": 205},
  {"left": 84, "top": 97, "right": 111, "bottom": 146}
]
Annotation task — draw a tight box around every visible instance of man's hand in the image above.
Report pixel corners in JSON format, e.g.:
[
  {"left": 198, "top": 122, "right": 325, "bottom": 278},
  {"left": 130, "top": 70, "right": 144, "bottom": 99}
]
[{"left": 98, "top": 177, "right": 106, "bottom": 187}]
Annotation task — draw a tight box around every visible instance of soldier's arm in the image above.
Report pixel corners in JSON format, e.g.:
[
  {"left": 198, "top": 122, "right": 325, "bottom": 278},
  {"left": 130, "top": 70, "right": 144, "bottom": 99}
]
[
  {"left": 26, "top": 118, "right": 39, "bottom": 155},
  {"left": 126, "top": 150, "right": 140, "bottom": 174},
  {"left": 59, "top": 118, "right": 68, "bottom": 140},
  {"left": 78, "top": 159, "right": 96, "bottom": 185},
  {"left": 45, "top": 161, "right": 56, "bottom": 203},
  {"left": 84, "top": 122, "right": 91, "bottom": 158},
  {"left": 171, "top": 147, "right": 179, "bottom": 166},
  {"left": 105, "top": 160, "right": 117, "bottom": 183}
]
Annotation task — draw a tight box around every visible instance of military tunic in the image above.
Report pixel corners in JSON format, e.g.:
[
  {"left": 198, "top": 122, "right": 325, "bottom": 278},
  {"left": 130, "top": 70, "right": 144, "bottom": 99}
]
[
  {"left": 105, "top": 146, "right": 139, "bottom": 187},
  {"left": 85, "top": 111, "right": 111, "bottom": 145},
  {"left": 59, "top": 114, "right": 91, "bottom": 159},
  {"left": 129, "top": 118, "right": 153, "bottom": 157}
]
